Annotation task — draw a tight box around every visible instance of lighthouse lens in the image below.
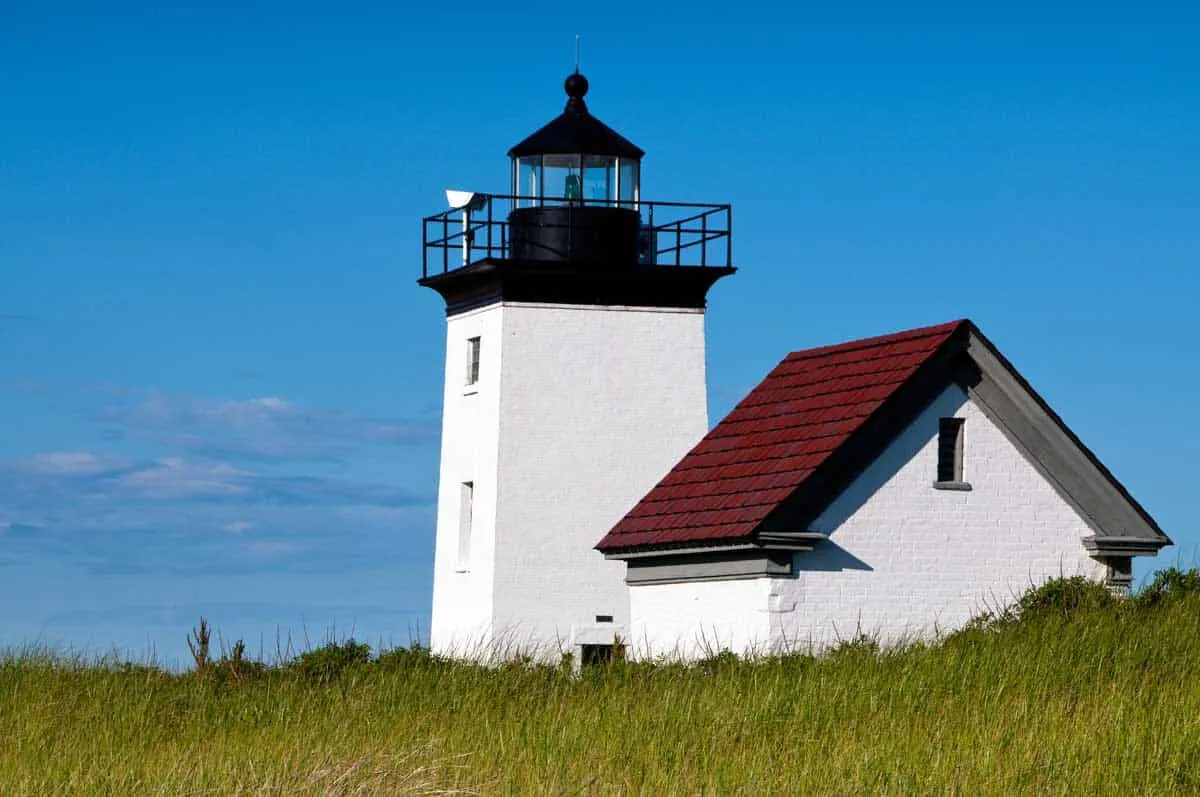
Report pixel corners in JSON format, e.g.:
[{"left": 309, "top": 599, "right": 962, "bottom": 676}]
[{"left": 542, "top": 154, "right": 583, "bottom": 205}]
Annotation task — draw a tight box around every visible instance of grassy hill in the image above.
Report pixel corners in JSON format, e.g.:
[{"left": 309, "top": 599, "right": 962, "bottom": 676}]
[{"left": 2, "top": 571, "right": 1200, "bottom": 794}]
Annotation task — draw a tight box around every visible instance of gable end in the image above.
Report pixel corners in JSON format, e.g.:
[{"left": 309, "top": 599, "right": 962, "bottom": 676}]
[{"left": 960, "top": 328, "right": 1170, "bottom": 550}]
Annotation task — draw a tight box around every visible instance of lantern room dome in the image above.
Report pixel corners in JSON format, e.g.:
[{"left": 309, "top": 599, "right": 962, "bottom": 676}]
[{"left": 507, "top": 73, "right": 644, "bottom": 159}]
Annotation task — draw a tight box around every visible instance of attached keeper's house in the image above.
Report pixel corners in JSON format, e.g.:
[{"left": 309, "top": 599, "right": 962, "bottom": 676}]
[
  {"left": 419, "top": 72, "right": 1170, "bottom": 662},
  {"left": 595, "top": 319, "right": 1170, "bottom": 658}
]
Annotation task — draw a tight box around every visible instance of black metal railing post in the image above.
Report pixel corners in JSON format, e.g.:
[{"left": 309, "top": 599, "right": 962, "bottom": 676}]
[{"left": 725, "top": 205, "right": 732, "bottom": 268}]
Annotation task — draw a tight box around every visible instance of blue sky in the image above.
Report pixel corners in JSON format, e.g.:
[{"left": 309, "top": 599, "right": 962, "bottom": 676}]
[{"left": 2, "top": 2, "right": 1196, "bottom": 666}]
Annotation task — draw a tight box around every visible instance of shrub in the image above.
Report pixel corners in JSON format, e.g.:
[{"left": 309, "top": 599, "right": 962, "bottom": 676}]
[
  {"left": 375, "top": 643, "right": 437, "bottom": 672},
  {"left": 696, "top": 649, "right": 741, "bottom": 674},
  {"left": 1009, "top": 576, "right": 1117, "bottom": 621},
  {"left": 1135, "top": 567, "right": 1200, "bottom": 609},
  {"left": 186, "top": 618, "right": 211, "bottom": 676},
  {"left": 217, "top": 639, "right": 266, "bottom": 685},
  {"left": 827, "top": 634, "right": 881, "bottom": 660},
  {"left": 291, "top": 639, "right": 371, "bottom": 684}
]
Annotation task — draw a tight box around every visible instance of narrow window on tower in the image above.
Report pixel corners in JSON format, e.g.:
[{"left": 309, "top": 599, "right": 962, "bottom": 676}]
[
  {"left": 456, "top": 481, "right": 474, "bottom": 571},
  {"left": 934, "top": 417, "right": 970, "bottom": 490},
  {"left": 465, "top": 337, "right": 481, "bottom": 386}
]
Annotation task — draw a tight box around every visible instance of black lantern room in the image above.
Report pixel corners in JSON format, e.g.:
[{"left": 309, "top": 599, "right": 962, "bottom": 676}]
[
  {"left": 420, "top": 72, "right": 734, "bottom": 313},
  {"left": 509, "top": 72, "right": 643, "bottom": 209},
  {"left": 506, "top": 72, "right": 644, "bottom": 266}
]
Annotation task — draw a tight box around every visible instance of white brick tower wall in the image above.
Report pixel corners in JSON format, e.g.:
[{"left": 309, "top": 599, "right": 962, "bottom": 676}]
[{"left": 430, "top": 301, "right": 711, "bottom": 658}]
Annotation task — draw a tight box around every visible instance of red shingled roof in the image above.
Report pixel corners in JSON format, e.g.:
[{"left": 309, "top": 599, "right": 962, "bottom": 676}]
[{"left": 596, "top": 320, "right": 969, "bottom": 553}]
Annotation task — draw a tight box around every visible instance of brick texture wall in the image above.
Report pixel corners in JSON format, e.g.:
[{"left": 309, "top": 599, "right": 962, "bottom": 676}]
[
  {"left": 629, "top": 384, "right": 1107, "bottom": 659},
  {"left": 431, "top": 301, "right": 711, "bottom": 659}
]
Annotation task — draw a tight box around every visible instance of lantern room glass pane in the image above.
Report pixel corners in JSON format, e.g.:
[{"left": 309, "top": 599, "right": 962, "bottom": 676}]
[
  {"left": 542, "top": 154, "right": 582, "bottom": 205},
  {"left": 618, "top": 160, "right": 639, "bottom": 206},
  {"left": 583, "top": 155, "right": 616, "bottom": 204},
  {"left": 515, "top": 157, "right": 542, "bottom": 208}
]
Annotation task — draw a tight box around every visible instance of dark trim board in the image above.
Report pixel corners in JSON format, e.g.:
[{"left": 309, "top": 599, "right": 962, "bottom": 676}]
[
  {"left": 623, "top": 549, "right": 795, "bottom": 585},
  {"left": 1082, "top": 535, "right": 1166, "bottom": 557},
  {"left": 420, "top": 259, "right": 735, "bottom": 316}
]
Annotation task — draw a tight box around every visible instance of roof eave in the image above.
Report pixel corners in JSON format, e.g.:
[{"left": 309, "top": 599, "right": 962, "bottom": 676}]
[
  {"left": 507, "top": 112, "right": 645, "bottom": 159},
  {"left": 1082, "top": 535, "right": 1169, "bottom": 557},
  {"left": 599, "top": 532, "right": 829, "bottom": 561}
]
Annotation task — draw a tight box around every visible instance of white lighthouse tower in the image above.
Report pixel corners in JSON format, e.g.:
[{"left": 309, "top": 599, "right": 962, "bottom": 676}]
[{"left": 419, "top": 71, "right": 734, "bottom": 660}]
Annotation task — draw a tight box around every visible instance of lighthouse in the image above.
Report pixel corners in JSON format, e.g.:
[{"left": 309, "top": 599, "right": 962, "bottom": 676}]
[{"left": 419, "top": 71, "right": 734, "bottom": 660}]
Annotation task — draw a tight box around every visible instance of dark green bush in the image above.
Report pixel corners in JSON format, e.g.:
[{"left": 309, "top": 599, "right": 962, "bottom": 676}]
[
  {"left": 290, "top": 639, "right": 371, "bottom": 684},
  {"left": 1135, "top": 567, "right": 1200, "bottom": 608},
  {"left": 696, "top": 649, "right": 741, "bottom": 674},
  {"left": 1010, "top": 575, "right": 1117, "bottom": 621},
  {"left": 374, "top": 642, "right": 437, "bottom": 672}
]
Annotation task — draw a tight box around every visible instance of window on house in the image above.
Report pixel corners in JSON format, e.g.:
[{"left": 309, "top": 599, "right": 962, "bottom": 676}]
[
  {"left": 465, "top": 337, "right": 481, "bottom": 386},
  {"left": 455, "top": 481, "right": 473, "bottom": 571},
  {"left": 936, "top": 417, "right": 966, "bottom": 485}
]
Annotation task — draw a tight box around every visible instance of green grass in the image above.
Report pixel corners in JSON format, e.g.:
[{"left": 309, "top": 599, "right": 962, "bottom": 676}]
[{"left": 3, "top": 574, "right": 1200, "bottom": 795}]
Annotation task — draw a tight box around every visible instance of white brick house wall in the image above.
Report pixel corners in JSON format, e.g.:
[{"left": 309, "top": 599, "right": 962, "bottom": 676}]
[
  {"left": 629, "top": 578, "right": 773, "bottom": 660},
  {"left": 430, "top": 301, "right": 711, "bottom": 658},
  {"left": 628, "top": 384, "right": 1106, "bottom": 660}
]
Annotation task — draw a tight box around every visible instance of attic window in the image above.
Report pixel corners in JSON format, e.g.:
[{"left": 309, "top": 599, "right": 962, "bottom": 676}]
[{"left": 934, "top": 418, "right": 971, "bottom": 490}]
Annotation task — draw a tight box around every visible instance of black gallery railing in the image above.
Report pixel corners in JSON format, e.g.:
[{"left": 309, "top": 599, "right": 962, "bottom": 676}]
[{"left": 421, "top": 195, "right": 732, "bottom": 278}]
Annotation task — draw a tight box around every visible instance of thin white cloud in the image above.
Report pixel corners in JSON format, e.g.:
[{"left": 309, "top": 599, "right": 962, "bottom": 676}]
[
  {"left": 19, "top": 451, "right": 133, "bottom": 477},
  {"left": 95, "top": 390, "right": 438, "bottom": 462},
  {"left": 0, "top": 451, "right": 431, "bottom": 523},
  {"left": 117, "top": 458, "right": 250, "bottom": 500},
  {"left": 0, "top": 387, "right": 438, "bottom": 566}
]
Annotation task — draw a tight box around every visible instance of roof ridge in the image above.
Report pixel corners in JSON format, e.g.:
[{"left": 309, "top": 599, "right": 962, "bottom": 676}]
[{"left": 784, "top": 319, "right": 967, "bottom": 363}]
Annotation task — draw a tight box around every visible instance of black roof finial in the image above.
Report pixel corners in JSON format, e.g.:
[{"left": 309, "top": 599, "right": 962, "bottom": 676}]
[
  {"left": 507, "top": 61, "right": 643, "bottom": 159},
  {"left": 564, "top": 70, "right": 589, "bottom": 114}
]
